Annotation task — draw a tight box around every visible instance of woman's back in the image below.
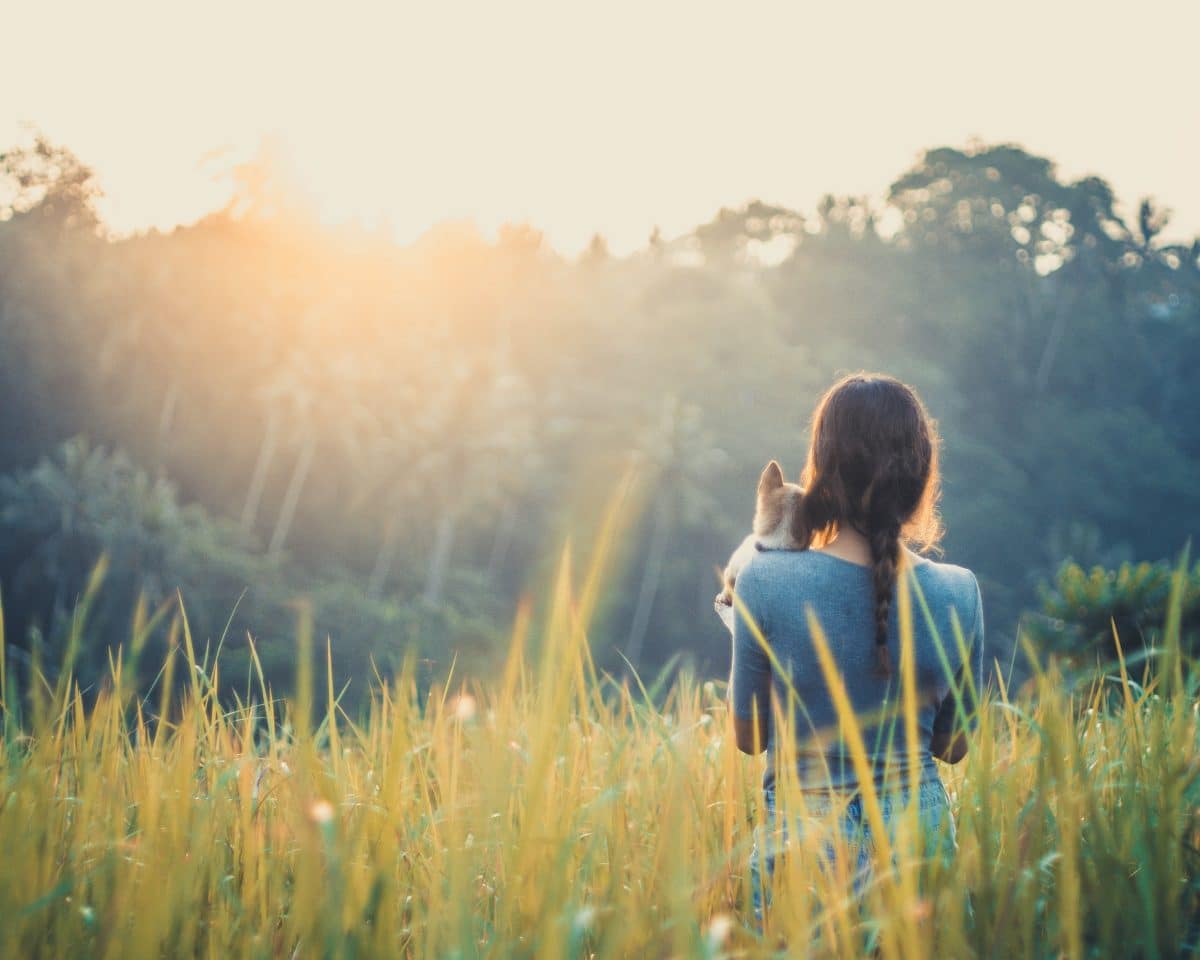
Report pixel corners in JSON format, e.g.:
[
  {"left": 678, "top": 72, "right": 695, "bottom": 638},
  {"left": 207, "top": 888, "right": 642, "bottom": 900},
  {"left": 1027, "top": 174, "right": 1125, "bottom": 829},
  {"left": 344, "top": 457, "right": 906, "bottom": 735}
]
[{"left": 730, "top": 546, "right": 984, "bottom": 796}]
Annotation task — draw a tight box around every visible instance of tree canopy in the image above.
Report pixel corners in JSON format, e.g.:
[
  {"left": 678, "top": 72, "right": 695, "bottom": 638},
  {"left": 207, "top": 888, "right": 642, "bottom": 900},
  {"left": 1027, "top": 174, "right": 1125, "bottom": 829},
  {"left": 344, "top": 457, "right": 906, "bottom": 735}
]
[{"left": 1, "top": 137, "right": 1196, "bottom": 697}]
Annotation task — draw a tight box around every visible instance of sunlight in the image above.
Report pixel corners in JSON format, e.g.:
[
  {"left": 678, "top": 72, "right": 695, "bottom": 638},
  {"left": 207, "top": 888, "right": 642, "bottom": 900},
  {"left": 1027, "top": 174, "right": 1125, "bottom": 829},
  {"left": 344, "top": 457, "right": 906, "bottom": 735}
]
[{"left": 4, "top": 0, "right": 1195, "bottom": 250}]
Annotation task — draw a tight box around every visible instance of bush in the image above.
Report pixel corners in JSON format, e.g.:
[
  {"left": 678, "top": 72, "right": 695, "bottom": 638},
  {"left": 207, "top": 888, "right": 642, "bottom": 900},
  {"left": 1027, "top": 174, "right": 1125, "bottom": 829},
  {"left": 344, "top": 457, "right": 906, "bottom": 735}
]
[
  {"left": 0, "top": 439, "right": 502, "bottom": 708},
  {"left": 1029, "top": 553, "right": 1200, "bottom": 669}
]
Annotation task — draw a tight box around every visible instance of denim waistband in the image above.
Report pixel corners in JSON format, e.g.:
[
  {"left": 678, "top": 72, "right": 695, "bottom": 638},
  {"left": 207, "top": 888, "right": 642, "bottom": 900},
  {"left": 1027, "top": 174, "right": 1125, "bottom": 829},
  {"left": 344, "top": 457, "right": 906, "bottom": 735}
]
[{"left": 764, "top": 777, "right": 948, "bottom": 819}]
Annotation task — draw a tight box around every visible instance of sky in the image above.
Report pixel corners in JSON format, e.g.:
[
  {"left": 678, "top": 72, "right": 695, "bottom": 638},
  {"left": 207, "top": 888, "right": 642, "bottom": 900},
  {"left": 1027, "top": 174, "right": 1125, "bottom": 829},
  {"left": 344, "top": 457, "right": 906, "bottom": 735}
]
[{"left": 3, "top": 0, "right": 1197, "bottom": 254}]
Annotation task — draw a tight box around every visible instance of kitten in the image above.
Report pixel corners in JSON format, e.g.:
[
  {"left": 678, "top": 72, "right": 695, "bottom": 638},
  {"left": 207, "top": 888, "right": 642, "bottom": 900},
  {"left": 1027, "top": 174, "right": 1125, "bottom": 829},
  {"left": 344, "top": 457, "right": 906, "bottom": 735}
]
[{"left": 715, "top": 460, "right": 804, "bottom": 613}]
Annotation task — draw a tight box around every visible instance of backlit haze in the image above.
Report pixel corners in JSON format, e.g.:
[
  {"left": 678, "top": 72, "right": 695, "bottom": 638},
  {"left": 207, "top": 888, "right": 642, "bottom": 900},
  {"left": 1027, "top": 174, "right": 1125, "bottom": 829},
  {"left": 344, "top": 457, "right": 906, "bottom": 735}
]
[{"left": 3, "top": 0, "right": 1198, "bottom": 252}]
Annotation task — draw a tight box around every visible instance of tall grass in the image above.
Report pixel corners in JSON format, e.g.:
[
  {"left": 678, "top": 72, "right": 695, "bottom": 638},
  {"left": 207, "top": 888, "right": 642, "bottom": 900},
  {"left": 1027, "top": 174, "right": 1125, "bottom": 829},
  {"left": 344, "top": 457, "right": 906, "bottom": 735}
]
[{"left": 1, "top": 503, "right": 1198, "bottom": 957}]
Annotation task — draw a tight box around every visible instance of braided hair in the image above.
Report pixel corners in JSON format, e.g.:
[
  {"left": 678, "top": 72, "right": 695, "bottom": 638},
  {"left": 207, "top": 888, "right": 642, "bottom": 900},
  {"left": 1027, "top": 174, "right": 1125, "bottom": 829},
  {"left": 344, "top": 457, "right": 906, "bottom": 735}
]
[{"left": 789, "top": 373, "right": 943, "bottom": 675}]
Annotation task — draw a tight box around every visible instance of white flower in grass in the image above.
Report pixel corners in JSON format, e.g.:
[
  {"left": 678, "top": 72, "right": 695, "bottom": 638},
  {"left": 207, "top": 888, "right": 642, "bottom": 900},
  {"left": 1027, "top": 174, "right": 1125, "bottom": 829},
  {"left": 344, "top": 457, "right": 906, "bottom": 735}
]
[
  {"left": 573, "top": 905, "right": 596, "bottom": 931},
  {"left": 309, "top": 799, "right": 335, "bottom": 824},
  {"left": 706, "top": 912, "right": 733, "bottom": 947},
  {"left": 452, "top": 693, "right": 477, "bottom": 722}
]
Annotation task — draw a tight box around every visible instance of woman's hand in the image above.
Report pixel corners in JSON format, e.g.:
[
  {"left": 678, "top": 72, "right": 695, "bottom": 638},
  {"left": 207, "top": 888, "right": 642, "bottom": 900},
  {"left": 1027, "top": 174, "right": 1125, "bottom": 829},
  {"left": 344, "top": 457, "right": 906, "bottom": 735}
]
[
  {"left": 930, "top": 728, "right": 968, "bottom": 764},
  {"left": 732, "top": 714, "right": 768, "bottom": 755},
  {"left": 930, "top": 668, "right": 971, "bottom": 764}
]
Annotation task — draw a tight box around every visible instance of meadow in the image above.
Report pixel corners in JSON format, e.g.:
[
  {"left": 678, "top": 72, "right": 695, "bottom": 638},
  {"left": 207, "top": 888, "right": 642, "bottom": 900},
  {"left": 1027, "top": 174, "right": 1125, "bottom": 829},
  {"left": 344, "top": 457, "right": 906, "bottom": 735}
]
[{"left": 1, "top": 508, "right": 1198, "bottom": 960}]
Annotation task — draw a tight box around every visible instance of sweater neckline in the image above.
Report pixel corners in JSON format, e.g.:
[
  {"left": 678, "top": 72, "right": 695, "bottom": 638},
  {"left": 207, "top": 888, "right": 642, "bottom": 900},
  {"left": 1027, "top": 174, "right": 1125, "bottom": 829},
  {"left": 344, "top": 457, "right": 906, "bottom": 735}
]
[{"left": 806, "top": 549, "right": 872, "bottom": 570}]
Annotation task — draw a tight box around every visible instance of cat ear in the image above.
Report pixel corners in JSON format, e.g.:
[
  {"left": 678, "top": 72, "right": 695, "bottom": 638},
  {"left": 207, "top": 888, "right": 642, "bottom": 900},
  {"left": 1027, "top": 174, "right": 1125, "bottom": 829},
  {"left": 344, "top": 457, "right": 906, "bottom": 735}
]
[{"left": 758, "top": 460, "right": 784, "bottom": 493}]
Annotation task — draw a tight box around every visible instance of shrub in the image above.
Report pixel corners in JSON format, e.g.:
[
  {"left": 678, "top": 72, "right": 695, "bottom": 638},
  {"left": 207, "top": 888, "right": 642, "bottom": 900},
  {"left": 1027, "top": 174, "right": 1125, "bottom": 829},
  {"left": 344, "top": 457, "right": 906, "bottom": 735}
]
[
  {"left": 0, "top": 438, "right": 501, "bottom": 708},
  {"left": 1029, "top": 554, "right": 1200, "bottom": 668}
]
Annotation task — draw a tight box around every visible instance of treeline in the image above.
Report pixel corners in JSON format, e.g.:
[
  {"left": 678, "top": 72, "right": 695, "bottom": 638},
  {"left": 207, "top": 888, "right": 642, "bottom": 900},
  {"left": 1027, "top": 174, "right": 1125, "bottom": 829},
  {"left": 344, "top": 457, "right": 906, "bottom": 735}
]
[{"left": 1, "top": 137, "right": 1198, "bottom": 701}]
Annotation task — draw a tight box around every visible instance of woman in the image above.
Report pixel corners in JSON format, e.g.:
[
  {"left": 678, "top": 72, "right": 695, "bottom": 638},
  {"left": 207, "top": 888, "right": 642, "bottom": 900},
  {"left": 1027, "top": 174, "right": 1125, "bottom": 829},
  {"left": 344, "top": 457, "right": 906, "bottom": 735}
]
[{"left": 725, "top": 372, "right": 985, "bottom": 925}]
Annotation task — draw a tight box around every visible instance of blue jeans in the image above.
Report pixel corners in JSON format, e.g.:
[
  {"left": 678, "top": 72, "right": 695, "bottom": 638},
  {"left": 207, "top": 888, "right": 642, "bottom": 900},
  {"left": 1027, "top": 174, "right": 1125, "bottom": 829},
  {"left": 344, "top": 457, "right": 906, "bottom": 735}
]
[{"left": 748, "top": 778, "right": 956, "bottom": 926}]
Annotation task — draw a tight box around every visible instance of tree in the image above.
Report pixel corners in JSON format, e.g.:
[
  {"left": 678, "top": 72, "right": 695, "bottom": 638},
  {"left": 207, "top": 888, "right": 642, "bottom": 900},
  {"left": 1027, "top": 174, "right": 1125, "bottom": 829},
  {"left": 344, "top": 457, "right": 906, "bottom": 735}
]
[
  {"left": 2, "top": 131, "right": 1198, "bottom": 687},
  {"left": 624, "top": 395, "right": 728, "bottom": 668},
  {"left": 0, "top": 137, "right": 101, "bottom": 233}
]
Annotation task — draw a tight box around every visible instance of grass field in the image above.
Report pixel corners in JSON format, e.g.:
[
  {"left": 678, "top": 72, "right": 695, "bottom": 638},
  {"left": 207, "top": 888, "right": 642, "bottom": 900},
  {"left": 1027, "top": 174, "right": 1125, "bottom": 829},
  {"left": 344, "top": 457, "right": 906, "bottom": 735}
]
[{"left": 2, "top": 520, "right": 1199, "bottom": 958}]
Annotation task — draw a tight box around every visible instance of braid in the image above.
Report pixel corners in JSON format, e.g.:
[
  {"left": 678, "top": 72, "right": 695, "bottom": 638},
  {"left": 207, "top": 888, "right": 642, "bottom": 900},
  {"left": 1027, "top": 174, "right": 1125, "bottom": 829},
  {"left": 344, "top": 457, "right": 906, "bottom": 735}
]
[{"left": 868, "top": 520, "right": 901, "bottom": 675}]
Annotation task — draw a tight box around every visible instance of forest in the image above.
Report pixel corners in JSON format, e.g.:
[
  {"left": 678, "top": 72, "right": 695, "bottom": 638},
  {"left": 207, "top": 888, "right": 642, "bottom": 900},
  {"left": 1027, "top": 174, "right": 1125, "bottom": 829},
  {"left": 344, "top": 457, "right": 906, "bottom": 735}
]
[{"left": 2, "top": 137, "right": 1198, "bottom": 704}]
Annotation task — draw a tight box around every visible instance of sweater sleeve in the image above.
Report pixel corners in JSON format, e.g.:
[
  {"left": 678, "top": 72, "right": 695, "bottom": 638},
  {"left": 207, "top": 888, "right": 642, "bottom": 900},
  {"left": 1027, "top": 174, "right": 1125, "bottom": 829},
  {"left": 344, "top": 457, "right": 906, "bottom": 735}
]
[
  {"left": 969, "top": 573, "right": 986, "bottom": 699},
  {"left": 932, "top": 572, "right": 985, "bottom": 736},
  {"left": 729, "top": 562, "right": 773, "bottom": 724}
]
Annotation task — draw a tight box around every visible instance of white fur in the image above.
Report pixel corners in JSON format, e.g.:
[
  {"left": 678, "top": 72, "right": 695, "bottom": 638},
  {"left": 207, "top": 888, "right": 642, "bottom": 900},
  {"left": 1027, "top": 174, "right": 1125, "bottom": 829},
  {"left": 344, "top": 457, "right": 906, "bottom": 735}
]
[
  {"left": 754, "top": 523, "right": 801, "bottom": 550},
  {"left": 718, "top": 487, "right": 803, "bottom": 607},
  {"left": 726, "top": 533, "right": 760, "bottom": 574}
]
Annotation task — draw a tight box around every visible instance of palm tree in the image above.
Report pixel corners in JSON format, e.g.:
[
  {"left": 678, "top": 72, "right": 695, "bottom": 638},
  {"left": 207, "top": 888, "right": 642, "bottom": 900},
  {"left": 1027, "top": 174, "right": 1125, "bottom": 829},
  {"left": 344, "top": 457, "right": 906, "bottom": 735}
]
[
  {"left": 412, "top": 357, "right": 538, "bottom": 606},
  {"left": 265, "top": 427, "right": 316, "bottom": 560},
  {"left": 240, "top": 354, "right": 309, "bottom": 536},
  {"left": 242, "top": 350, "right": 321, "bottom": 561},
  {"left": 349, "top": 406, "right": 418, "bottom": 601},
  {"left": 624, "top": 395, "right": 727, "bottom": 668},
  {"left": 265, "top": 346, "right": 368, "bottom": 561}
]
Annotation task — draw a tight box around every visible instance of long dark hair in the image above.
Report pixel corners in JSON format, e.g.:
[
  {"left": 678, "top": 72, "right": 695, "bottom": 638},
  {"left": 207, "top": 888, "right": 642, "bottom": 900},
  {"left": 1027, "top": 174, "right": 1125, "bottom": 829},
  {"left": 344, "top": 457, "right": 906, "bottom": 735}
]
[{"left": 793, "top": 373, "right": 943, "bottom": 674}]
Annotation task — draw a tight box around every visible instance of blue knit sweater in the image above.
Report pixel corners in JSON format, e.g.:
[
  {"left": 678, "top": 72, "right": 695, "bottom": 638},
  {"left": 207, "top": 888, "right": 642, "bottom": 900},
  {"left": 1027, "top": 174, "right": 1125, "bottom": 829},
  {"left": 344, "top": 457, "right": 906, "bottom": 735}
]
[{"left": 728, "top": 547, "right": 984, "bottom": 795}]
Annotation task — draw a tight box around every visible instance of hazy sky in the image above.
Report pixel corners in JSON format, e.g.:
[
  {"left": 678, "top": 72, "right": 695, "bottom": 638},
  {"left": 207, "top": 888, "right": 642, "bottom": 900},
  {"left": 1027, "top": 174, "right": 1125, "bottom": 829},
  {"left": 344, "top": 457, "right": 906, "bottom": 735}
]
[{"left": 3, "top": 0, "right": 1197, "bottom": 253}]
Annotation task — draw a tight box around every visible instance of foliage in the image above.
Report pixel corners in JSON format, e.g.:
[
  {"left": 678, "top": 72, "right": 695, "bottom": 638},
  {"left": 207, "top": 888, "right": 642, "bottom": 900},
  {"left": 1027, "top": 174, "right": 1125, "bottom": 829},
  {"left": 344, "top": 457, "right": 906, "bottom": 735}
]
[
  {"left": 0, "top": 438, "right": 259, "bottom": 678},
  {"left": 0, "top": 439, "right": 500, "bottom": 706},
  {"left": 1, "top": 137, "right": 1198, "bottom": 682},
  {"left": 1031, "top": 553, "right": 1200, "bottom": 664}
]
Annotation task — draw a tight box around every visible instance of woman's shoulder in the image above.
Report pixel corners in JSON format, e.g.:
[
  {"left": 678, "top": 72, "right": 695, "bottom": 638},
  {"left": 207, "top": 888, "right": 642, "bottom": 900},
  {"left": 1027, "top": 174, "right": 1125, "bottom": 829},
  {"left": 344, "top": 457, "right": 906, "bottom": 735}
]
[{"left": 907, "top": 549, "right": 980, "bottom": 606}]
